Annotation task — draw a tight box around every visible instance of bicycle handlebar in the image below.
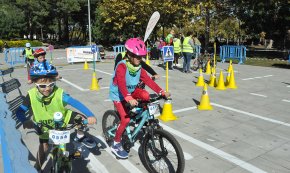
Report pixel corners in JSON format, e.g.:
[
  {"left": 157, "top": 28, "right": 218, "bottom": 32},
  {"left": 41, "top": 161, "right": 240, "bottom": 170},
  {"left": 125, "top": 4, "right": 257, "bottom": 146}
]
[{"left": 34, "top": 119, "right": 88, "bottom": 135}]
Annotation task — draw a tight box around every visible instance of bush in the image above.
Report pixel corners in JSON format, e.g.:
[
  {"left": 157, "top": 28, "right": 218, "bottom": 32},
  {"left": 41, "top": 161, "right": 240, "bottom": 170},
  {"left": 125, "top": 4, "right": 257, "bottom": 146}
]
[{"left": 0, "top": 39, "right": 43, "bottom": 49}]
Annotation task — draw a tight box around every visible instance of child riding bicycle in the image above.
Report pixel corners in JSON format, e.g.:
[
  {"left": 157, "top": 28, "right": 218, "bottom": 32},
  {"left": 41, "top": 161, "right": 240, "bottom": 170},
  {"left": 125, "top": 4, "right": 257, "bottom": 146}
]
[
  {"left": 109, "top": 38, "right": 170, "bottom": 159},
  {"left": 16, "top": 62, "right": 97, "bottom": 171}
]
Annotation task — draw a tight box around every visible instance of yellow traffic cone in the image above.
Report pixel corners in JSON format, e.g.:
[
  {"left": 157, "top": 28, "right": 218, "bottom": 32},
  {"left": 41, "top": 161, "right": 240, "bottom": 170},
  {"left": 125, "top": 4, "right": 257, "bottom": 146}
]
[
  {"left": 196, "top": 68, "right": 205, "bottom": 87},
  {"left": 227, "top": 69, "right": 237, "bottom": 89},
  {"left": 159, "top": 100, "right": 177, "bottom": 122},
  {"left": 84, "top": 60, "right": 89, "bottom": 70},
  {"left": 205, "top": 61, "right": 211, "bottom": 75},
  {"left": 90, "top": 72, "right": 100, "bottom": 91},
  {"left": 146, "top": 52, "right": 150, "bottom": 66},
  {"left": 208, "top": 71, "right": 217, "bottom": 87},
  {"left": 197, "top": 84, "right": 213, "bottom": 110},
  {"left": 216, "top": 70, "right": 227, "bottom": 90},
  {"left": 225, "top": 71, "right": 231, "bottom": 86},
  {"left": 227, "top": 59, "right": 233, "bottom": 73}
]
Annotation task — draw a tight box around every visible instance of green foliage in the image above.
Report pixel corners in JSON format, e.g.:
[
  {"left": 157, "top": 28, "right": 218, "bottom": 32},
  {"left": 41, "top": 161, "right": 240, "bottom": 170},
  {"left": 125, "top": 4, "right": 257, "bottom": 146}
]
[
  {"left": 0, "top": 4, "right": 25, "bottom": 39},
  {"left": 0, "top": 40, "right": 42, "bottom": 48}
]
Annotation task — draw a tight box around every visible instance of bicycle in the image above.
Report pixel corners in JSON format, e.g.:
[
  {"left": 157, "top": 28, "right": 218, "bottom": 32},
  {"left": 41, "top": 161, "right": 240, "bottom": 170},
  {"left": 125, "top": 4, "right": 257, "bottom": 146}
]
[
  {"left": 31, "top": 113, "right": 96, "bottom": 173},
  {"left": 102, "top": 95, "right": 185, "bottom": 173},
  {"left": 192, "top": 52, "right": 214, "bottom": 72}
]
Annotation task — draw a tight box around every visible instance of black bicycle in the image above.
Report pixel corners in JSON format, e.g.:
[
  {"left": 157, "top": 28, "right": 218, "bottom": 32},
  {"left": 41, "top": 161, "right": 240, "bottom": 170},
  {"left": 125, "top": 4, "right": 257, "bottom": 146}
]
[
  {"left": 102, "top": 96, "right": 185, "bottom": 173},
  {"left": 32, "top": 116, "right": 96, "bottom": 173}
]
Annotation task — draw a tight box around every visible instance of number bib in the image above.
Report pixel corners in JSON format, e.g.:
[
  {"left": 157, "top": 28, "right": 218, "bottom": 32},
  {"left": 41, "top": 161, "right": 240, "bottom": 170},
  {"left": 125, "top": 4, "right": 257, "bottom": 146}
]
[
  {"left": 148, "top": 102, "right": 159, "bottom": 115},
  {"left": 49, "top": 130, "right": 70, "bottom": 144}
]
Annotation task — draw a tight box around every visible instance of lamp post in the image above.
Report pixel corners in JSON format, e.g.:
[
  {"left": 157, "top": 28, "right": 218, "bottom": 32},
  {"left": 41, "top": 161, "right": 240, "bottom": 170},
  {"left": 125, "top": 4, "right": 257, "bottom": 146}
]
[{"left": 88, "top": 0, "right": 92, "bottom": 46}]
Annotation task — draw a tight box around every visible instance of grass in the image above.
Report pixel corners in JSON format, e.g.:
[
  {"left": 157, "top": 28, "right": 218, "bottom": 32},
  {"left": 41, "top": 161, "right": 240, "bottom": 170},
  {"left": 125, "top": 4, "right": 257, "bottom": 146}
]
[{"left": 218, "top": 56, "right": 290, "bottom": 69}]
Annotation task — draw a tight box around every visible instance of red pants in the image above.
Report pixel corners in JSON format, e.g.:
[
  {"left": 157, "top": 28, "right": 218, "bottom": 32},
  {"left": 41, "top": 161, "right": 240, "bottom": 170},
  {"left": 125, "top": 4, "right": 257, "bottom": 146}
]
[{"left": 113, "top": 88, "right": 150, "bottom": 142}]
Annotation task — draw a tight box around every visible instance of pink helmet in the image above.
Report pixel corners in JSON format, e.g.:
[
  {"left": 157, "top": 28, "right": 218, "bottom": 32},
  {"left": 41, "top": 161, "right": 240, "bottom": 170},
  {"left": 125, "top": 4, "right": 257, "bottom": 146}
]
[{"left": 125, "top": 38, "right": 147, "bottom": 56}]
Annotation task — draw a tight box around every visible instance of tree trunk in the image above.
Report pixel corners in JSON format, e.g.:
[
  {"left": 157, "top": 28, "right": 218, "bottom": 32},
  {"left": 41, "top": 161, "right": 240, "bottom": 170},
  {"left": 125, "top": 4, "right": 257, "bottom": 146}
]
[
  {"left": 63, "top": 14, "right": 69, "bottom": 44},
  {"left": 205, "top": 7, "right": 210, "bottom": 52},
  {"left": 58, "top": 18, "right": 62, "bottom": 42}
]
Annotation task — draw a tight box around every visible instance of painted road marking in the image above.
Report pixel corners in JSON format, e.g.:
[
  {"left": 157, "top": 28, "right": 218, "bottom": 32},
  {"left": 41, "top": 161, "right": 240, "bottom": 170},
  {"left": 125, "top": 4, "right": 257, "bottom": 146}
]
[
  {"left": 58, "top": 68, "right": 83, "bottom": 71},
  {"left": 287, "top": 85, "right": 290, "bottom": 88},
  {"left": 154, "top": 106, "right": 197, "bottom": 118},
  {"left": 60, "top": 78, "right": 89, "bottom": 91},
  {"left": 211, "top": 103, "right": 290, "bottom": 127},
  {"left": 250, "top": 93, "right": 267, "bottom": 98},
  {"left": 242, "top": 75, "right": 273, "bottom": 80},
  {"left": 87, "top": 152, "right": 110, "bottom": 173},
  {"left": 97, "top": 136, "right": 143, "bottom": 173},
  {"left": 160, "top": 123, "right": 267, "bottom": 173},
  {"left": 61, "top": 78, "right": 108, "bottom": 91},
  {"left": 282, "top": 99, "right": 290, "bottom": 103},
  {"left": 104, "top": 99, "right": 111, "bottom": 102}
]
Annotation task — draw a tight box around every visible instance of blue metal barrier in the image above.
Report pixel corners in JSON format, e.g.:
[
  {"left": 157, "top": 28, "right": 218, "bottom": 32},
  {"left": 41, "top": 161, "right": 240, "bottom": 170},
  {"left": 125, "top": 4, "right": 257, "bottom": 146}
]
[
  {"left": 220, "top": 45, "right": 246, "bottom": 64},
  {"left": 4, "top": 47, "right": 46, "bottom": 66},
  {"left": 0, "top": 93, "right": 37, "bottom": 173},
  {"left": 113, "top": 45, "right": 125, "bottom": 59}
]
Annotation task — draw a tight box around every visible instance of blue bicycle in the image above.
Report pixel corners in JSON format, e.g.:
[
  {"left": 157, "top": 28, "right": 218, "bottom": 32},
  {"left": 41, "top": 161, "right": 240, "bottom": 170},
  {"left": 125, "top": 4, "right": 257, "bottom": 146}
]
[{"left": 102, "top": 96, "right": 185, "bottom": 173}]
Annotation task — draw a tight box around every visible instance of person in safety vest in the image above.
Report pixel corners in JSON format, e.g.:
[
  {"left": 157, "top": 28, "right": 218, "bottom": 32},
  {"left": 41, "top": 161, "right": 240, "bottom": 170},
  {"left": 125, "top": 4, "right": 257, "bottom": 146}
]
[
  {"left": 109, "top": 38, "right": 171, "bottom": 159},
  {"left": 16, "top": 63, "right": 97, "bottom": 171},
  {"left": 22, "top": 42, "right": 35, "bottom": 84},
  {"left": 165, "top": 30, "right": 175, "bottom": 70},
  {"left": 173, "top": 34, "right": 182, "bottom": 67},
  {"left": 182, "top": 31, "right": 195, "bottom": 73}
]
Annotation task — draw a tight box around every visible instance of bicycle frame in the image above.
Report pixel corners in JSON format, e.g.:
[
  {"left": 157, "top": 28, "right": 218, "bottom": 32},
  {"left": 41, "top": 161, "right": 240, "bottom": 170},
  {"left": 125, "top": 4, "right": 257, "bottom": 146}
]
[{"left": 108, "top": 108, "right": 154, "bottom": 144}]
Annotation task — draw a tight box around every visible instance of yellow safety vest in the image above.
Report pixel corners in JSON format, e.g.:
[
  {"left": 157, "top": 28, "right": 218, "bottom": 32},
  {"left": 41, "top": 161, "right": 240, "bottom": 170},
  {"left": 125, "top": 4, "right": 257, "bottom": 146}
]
[
  {"left": 173, "top": 39, "right": 181, "bottom": 53},
  {"left": 25, "top": 48, "right": 34, "bottom": 60},
  {"left": 182, "top": 37, "right": 194, "bottom": 53}
]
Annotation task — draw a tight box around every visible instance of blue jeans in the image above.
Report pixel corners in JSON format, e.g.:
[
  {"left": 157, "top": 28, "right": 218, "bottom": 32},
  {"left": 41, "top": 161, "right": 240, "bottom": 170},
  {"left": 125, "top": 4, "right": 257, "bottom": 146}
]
[{"left": 182, "top": 52, "right": 193, "bottom": 72}]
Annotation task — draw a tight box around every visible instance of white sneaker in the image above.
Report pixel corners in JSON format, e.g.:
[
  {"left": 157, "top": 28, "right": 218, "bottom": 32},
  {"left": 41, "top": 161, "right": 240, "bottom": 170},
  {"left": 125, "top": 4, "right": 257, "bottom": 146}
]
[{"left": 24, "top": 64, "right": 27, "bottom": 68}]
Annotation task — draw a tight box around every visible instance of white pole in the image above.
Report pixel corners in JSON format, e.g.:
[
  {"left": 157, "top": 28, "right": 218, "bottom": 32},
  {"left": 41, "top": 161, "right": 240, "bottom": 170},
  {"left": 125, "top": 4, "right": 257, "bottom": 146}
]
[{"left": 88, "top": 0, "right": 92, "bottom": 45}]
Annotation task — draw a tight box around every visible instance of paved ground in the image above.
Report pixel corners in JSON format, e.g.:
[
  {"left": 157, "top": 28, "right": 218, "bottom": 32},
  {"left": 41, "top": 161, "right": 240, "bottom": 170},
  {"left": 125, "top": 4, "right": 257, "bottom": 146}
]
[{"left": 1, "top": 49, "right": 290, "bottom": 173}]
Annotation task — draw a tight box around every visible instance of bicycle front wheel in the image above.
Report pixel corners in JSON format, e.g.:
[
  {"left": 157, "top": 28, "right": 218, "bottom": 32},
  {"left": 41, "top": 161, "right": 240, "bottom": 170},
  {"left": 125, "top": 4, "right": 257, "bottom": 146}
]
[
  {"left": 141, "top": 129, "right": 185, "bottom": 173},
  {"left": 102, "top": 110, "right": 120, "bottom": 143}
]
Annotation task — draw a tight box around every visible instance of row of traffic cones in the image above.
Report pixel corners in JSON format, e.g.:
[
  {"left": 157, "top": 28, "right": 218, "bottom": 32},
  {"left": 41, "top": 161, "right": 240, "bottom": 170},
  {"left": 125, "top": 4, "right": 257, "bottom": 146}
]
[
  {"left": 196, "top": 60, "right": 237, "bottom": 89},
  {"left": 195, "top": 60, "right": 237, "bottom": 110}
]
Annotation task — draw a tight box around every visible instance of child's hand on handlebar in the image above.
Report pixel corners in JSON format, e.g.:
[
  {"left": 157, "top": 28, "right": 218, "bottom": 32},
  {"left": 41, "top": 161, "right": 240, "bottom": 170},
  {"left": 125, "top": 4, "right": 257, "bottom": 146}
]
[
  {"left": 162, "top": 91, "right": 171, "bottom": 99},
  {"left": 153, "top": 74, "right": 160, "bottom": 80},
  {"left": 128, "top": 99, "right": 138, "bottom": 107}
]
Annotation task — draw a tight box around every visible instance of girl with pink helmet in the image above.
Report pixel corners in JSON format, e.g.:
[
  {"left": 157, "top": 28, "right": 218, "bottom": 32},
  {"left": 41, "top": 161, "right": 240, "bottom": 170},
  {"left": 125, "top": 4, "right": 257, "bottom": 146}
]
[{"left": 109, "top": 38, "right": 171, "bottom": 159}]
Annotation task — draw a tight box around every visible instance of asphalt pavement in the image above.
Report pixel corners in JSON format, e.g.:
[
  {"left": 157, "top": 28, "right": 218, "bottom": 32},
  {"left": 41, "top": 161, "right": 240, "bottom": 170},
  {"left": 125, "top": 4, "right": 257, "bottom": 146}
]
[{"left": 1, "top": 49, "right": 290, "bottom": 173}]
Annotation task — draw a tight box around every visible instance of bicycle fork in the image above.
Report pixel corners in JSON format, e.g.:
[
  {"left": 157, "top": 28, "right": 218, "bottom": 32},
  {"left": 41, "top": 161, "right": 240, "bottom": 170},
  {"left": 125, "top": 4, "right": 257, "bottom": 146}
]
[{"left": 147, "top": 128, "right": 168, "bottom": 160}]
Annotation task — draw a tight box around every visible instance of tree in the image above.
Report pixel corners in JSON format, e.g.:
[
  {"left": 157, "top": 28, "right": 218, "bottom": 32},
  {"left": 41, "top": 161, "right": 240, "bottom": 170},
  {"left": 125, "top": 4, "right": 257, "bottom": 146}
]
[{"left": 0, "top": 4, "right": 25, "bottom": 39}]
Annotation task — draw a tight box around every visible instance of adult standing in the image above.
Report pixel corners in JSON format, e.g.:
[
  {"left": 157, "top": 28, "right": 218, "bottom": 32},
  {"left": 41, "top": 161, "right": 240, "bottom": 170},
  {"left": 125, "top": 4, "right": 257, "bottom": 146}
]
[
  {"left": 165, "top": 30, "right": 175, "bottom": 70},
  {"left": 22, "top": 42, "right": 34, "bottom": 84},
  {"left": 182, "top": 31, "right": 195, "bottom": 73},
  {"left": 173, "top": 34, "right": 182, "bottom": 67}
]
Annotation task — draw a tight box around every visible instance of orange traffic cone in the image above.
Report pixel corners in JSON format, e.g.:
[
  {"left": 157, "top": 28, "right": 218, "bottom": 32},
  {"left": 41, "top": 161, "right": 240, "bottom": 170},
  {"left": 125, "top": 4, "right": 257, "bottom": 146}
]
[
  {"left": 216, "top": 70, "right": 226, "bottom": 90},
  {"left": 196, "top": 68, "right": 205, "bottom": 87},
  {"left": 205, "top": 61, "right": 211, "bottom": 75},
  {"left": 84, "top": 60, "right": 89, "bottom": 70},
  {"left": 198, "top": 84, "right": 213, "bottom": 110},
  {"left": 227, "top": 69, "right": 237, "bottom": 89},
  {"left": 159, "top": 99, "right": 177, "bottom": 122}
]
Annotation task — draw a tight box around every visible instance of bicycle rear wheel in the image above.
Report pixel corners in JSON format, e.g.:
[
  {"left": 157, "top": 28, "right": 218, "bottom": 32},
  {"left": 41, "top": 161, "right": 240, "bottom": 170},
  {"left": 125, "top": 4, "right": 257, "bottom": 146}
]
[
  {"left": 141, "top": 129, "right": 185, "bottom": 173},
  {"left": 102, "top": 110, "right": 120, "bottom": 143}
]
